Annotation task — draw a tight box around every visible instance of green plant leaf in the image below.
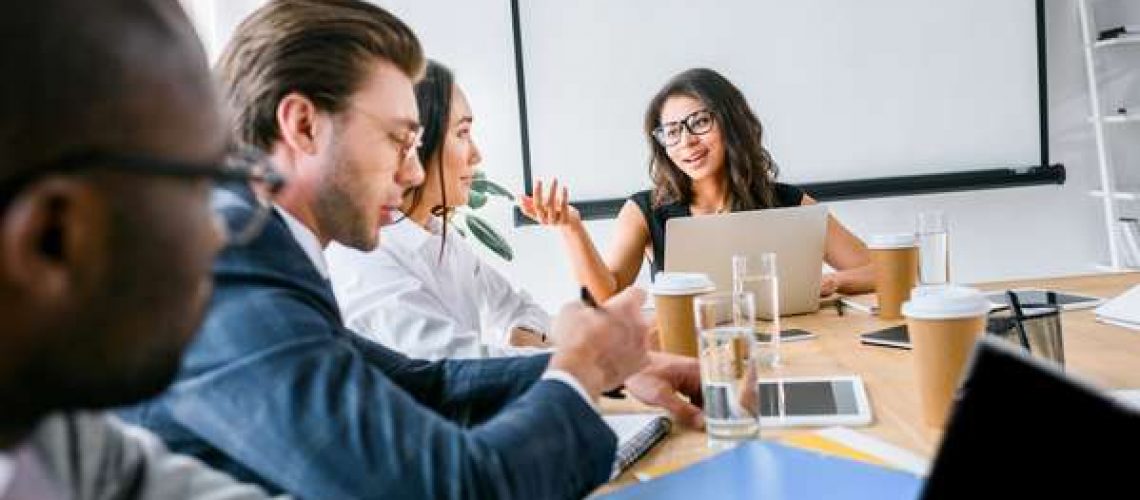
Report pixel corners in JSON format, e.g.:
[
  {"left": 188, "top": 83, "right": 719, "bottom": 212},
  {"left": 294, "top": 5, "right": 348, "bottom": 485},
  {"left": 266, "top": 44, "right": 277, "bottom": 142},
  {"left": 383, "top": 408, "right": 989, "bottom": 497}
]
[
  {"left": 471, "top": 179, "right": 516, "bottom": 201},
  {"left": 465, "top": 212, "right": 513, "bottom": 261},
  {"left": 467, "top": 190, "right": 488, "bottom": 209}
]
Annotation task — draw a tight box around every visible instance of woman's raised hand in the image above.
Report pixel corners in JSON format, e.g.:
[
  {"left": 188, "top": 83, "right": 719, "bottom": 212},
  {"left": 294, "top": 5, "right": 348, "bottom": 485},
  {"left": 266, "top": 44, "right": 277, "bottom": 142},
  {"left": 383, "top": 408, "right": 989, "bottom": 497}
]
[{"left": 518, "top": 178, "right": 581, "bottom": 227}]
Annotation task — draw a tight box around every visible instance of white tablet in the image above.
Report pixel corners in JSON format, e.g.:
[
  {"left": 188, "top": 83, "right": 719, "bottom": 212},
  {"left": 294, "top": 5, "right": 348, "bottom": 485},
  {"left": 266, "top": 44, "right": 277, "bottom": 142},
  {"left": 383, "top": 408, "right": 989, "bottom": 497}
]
[
  {"left": 757, "top": 375, "right": 873, "bottom": 428},
  {"left": 983, "top": 289, "right": 1103, "bottom": 311}
]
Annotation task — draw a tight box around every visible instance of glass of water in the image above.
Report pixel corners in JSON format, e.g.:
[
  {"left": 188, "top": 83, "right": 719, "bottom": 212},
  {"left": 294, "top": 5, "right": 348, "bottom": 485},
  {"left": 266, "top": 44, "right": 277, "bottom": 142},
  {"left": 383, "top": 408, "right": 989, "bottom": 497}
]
[
  {"left": 695, "top": 291, "right": 760, "bottom": 447},
  {"left": 732, "top": 253, "right": 781, "bottom": 367},
  {"left": 916, "top": 211, "right": 949, "bottom": 285}
]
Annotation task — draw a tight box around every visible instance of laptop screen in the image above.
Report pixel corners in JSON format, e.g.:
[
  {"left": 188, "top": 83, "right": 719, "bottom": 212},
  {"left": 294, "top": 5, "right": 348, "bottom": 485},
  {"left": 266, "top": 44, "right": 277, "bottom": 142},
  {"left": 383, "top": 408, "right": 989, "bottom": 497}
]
[{"left": 664, "top": 205, "right": 828, "bottom": 317}]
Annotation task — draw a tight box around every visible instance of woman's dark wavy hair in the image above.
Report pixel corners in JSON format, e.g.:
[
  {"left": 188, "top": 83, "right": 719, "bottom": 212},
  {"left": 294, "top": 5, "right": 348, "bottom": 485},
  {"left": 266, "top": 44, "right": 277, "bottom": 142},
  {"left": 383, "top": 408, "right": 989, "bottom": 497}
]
[
  {"left": 643, "top": 68, "right": 779, "bottom": 210},
  {"left": 405, "top": 59, "right": 453, "bottom": 258}
]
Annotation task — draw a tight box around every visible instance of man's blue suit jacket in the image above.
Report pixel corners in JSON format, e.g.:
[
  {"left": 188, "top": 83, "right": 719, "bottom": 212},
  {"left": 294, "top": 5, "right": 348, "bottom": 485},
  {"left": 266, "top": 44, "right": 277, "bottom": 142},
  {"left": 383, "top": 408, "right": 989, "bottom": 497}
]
[{"left": 118, "top": 187, "right": 616, "bottom": 499}]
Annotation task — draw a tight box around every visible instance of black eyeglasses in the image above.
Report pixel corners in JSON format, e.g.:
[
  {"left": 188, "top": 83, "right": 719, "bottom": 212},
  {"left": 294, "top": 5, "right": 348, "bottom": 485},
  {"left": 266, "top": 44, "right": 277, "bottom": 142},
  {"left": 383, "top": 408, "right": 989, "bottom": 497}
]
[
  {"left": 0, "top": 146, "right": 286, "bottom": 246},
  {"left": 652, "top": 108, "right": 715, "bottom": 148}
]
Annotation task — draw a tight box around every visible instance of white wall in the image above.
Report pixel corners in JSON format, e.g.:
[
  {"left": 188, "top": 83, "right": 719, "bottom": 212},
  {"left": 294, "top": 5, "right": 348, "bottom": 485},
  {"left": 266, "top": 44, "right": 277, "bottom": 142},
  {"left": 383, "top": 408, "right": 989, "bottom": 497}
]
[
  {"left": 374, "top": 0, "right": 527, "bottom": 222},
  {"left": 181, "top": 0, "right": 266, "bottom": 61},
  {"left": 180, "top": 1, "right": 1138, "bottom": 313},
  {"left": 180, "top": 0, "right": 533, "bottom": 263}
]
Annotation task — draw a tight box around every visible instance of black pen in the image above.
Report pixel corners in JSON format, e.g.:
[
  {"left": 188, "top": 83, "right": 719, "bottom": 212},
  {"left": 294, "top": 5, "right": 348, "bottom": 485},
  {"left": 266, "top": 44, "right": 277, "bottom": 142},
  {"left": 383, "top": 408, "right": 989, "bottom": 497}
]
[
  {"left": 580, "top": 287, "right": 598, "bottom": 307},
  {"left": 581, "top": 287, "right": 626, "bottom": 399}
]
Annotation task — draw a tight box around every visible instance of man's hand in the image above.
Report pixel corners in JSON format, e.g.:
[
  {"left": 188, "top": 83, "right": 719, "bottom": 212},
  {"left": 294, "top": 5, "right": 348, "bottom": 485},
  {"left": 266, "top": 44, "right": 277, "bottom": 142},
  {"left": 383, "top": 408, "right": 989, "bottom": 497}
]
[
  {"left": 625, "top": 352, "right": 705, "bottom": 429},
  {"left": 548, "top": 287, "right": 651, "bottom": 399}
]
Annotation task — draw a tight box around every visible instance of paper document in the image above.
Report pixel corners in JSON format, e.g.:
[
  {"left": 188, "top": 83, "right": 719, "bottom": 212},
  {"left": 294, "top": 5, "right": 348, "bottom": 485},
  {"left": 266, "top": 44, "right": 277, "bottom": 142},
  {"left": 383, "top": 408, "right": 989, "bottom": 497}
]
[
  {"left": 1095, "top": 284, "right": 1140, "bottom": 331},
  {"left": 782, "top": 427, "right": 929, "bottom": 476},
  {"left": 1110, "top": 389, "right": 1140, "bottom": 412}
]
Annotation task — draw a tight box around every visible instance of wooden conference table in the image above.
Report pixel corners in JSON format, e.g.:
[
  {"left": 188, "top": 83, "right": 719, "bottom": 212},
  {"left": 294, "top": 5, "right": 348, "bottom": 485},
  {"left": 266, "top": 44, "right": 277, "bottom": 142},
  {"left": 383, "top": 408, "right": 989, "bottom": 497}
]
[{"left": 598, "top": 272, "right": 1140, "bottom": 494}]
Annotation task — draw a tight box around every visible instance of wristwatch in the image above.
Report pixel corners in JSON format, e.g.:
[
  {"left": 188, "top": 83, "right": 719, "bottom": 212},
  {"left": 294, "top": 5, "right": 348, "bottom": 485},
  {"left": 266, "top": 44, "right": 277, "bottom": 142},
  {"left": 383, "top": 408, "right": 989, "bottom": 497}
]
[{"left": 516, "top": 325, "right": 548, "bottom": 344}]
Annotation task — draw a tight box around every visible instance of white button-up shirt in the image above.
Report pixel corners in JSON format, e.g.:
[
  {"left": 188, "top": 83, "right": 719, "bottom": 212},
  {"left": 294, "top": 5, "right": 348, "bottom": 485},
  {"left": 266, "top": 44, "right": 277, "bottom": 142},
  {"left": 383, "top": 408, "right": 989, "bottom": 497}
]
[
  {"left": 0, "top": 453, "right": 12, "bottom": 498},
  {"left": 283, "top": 208, "right": 589, "bottom": 405},
  {"left": 274, "top": 205, "right": 328, "bottom": 279},
  {"left": 325, "top": 213, "right": 552, "bottom": 360}
]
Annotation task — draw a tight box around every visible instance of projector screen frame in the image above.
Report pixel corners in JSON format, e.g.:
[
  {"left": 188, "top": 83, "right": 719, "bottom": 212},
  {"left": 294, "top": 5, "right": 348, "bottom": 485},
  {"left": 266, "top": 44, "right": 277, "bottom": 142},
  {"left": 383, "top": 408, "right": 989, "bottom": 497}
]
[{"left": 508, "top": 0, "right": 1061, "bottom": 226}]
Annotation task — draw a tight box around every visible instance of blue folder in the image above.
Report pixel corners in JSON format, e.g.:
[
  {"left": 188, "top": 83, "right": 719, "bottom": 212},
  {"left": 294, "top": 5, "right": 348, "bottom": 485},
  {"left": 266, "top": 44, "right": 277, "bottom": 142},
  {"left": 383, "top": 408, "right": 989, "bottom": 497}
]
[{"left": 600, "top": 441, "right": 922, "bottom": 500}]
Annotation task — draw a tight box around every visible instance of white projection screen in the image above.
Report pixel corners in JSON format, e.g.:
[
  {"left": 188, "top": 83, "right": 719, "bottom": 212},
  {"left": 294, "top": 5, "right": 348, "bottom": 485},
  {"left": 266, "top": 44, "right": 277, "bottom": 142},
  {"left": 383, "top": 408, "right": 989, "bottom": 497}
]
[{"left": 516, "top": 0, "right": 1042, "bottom": 201}]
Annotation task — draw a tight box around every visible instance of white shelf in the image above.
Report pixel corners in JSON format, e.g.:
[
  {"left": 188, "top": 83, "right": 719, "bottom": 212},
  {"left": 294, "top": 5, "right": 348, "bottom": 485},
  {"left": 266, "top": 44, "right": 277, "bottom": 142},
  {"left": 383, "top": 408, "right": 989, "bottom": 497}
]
[
  {"left": 1092, "top": 263, "right": 1138, "bottom": 273},
  {"left": 1095, "top": 35, "right": 1140, "bottom": 49},
  {"left": 1081, "top": 0, "right": 1136, "bottom": 269},
  {"left": 1087, "top": 114, "right": 1140, "bottom": 124},
  {"left": 1089, "top": 189, "right": 1140, "bottom": 201},
  {"left": 1102, "top": 114, "right": 1140, "bottom": 124}
]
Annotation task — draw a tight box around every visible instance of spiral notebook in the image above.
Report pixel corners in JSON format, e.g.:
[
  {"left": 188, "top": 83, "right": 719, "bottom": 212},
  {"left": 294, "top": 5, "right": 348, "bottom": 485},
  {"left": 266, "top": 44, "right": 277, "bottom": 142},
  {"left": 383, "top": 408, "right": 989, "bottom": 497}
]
[{"left": 604, "top": 414, "right": 672, "bottom": 478}]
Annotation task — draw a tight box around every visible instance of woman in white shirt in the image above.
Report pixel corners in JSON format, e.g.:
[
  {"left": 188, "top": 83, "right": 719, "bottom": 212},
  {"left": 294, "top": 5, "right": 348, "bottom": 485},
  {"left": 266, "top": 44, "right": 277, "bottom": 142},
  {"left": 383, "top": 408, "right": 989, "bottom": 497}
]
[{"left": 326, "top": 60, "right": 551, "bottom": 360}]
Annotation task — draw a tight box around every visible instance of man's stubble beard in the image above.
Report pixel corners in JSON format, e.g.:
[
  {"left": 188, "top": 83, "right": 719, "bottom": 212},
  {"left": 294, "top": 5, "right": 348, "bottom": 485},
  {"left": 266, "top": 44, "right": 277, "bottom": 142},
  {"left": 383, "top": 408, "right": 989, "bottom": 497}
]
[{"left": 314, "top": 144, "right": 379, "bottom": 251}]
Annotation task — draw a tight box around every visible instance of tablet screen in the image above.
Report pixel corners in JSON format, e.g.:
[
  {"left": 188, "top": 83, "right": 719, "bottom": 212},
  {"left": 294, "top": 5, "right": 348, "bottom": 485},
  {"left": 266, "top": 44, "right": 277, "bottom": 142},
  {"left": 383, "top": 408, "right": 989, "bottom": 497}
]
[
  {"left": 758, "top": 380, "right": 861, "bottom": 417},
  {"left": 984, "top": 290, "right": 1100, "bottom": 308}
]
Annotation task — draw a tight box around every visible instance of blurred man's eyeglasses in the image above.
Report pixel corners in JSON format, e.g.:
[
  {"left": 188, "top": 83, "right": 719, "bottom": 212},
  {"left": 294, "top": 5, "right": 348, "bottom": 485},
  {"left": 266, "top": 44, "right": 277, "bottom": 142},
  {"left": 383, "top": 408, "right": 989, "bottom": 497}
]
[
  {"left": 217, "top": 147, "right": 287, "bottom": 245},
  {"left": 399, "top": 127, "right": 424, "bottom": 164},
  {"left": 0, "top": 146, "right": 286, "bottom": 247},
  {"left": 652, "top": 108, "right": 715, "bottom": 148}
]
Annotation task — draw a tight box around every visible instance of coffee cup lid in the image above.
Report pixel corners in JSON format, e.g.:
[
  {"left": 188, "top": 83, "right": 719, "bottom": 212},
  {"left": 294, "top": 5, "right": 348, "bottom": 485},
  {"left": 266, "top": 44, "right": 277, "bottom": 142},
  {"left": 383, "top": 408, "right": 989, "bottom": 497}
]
[
  {"left": 650, "top": 272, "right": 716, "bottom": 296},
  {"left": 868, "top": 233, "right": 917, "bottom": 249},
  {"left": 902, "top": 285, "right": 990, "bottom": 320}
]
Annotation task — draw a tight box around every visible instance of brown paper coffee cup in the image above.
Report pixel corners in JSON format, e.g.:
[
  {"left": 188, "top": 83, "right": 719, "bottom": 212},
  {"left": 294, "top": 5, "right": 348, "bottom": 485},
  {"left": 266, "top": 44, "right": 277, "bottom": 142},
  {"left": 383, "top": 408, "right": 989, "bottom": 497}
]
[
  {"left": 904, "top": 286, "right": 990, "bottom": 428},
  {"left": 651, "top": 272, "right": 715, "bottom": 357},
  {"left": 869, "top": 234, "right": 919, "bottom": 320},
  {"left": 655, "top": 294, "right": 700, "bottom": 357}
]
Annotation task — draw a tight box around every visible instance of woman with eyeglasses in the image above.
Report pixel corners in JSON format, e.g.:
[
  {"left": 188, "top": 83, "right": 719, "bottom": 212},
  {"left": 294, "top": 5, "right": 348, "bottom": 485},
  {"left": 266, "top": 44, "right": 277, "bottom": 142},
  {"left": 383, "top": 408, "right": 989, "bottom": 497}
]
[
  {"left": 521, "top": 67, "right": 875, "bottom": 303},
  {"left": 325, "top": 60, "right": 552, "bottom": 360}
]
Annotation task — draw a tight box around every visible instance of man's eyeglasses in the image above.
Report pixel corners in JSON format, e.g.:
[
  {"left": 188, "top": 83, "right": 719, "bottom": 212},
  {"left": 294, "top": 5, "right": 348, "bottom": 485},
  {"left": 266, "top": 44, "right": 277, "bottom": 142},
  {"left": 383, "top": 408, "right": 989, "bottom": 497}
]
[
  {"left": 652, "top": 108, "right": 715, "bottom": 148},
  {"left": 0, "top": 146, "right": 286, "bottom": 247},
  {"left": 351, "top": 105, "right": 423, "bottom": 164}
]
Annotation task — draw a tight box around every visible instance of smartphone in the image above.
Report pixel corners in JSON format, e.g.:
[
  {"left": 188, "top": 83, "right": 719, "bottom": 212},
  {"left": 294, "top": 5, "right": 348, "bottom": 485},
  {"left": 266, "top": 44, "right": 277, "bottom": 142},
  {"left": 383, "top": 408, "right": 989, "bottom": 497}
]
[
  {"left": 755, "top": 328, "right": 817, "bottom": 344},
  {"left": 859, "top": 324, "right": 911, "bottom": 349}
]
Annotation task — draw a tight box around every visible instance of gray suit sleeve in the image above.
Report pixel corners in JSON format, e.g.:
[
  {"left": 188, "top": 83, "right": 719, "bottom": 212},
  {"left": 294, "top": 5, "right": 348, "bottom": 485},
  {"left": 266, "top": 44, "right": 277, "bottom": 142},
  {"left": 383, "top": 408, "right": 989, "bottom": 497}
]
[{"left": 28, "top": 412, "right": 279, "bottom": 500}]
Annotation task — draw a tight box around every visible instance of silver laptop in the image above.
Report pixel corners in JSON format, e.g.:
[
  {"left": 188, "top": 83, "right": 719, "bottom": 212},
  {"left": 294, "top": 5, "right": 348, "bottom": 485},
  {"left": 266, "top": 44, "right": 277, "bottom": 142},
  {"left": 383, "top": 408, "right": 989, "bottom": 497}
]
[{"left": 664, "top": 204, "right": 828, "bottom": 317}]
